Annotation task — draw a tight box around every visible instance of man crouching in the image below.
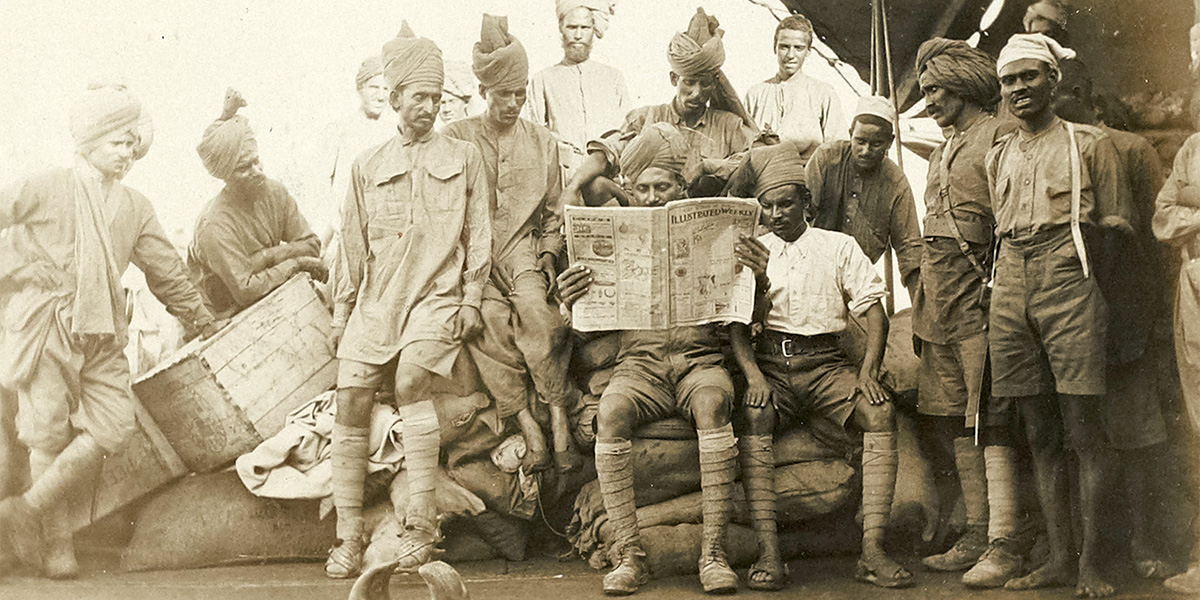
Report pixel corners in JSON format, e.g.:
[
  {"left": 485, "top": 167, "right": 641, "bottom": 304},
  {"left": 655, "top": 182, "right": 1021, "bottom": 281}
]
[
  {"left": 558, "top": 123, "right": 739, "bottom": 595},
  {"left": 730, "top": 148, "right": 912, "bottom": 589}
]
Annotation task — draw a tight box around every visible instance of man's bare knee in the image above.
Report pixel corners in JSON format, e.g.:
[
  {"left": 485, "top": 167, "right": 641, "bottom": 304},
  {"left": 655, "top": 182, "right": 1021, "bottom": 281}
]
[
  {"left": 393, "top": 363, "right": 435, "bottom": 406},
  {"left": 597, "top": 394, "right": 638, "bottom": 439},
  {"left": 690, "top": 387, "right": 731, "bottom": 430},
  {"left": 855, "top": 399, "right": 895, "bottom": 432},
  {"left": 739, "top": 403, "right": 776, "bottom": 435},
  {"left": 336, "top": 387, "right": 375, "bottom": 426}
]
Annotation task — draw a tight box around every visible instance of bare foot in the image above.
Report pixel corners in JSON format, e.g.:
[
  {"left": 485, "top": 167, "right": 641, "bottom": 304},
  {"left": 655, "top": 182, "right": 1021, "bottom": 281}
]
[
  {"left": 747, "top": 550, "right": 787, "bottom": 591},
  {"left": 1005, "top": 562, "right": 1074, "bottom": 591}
]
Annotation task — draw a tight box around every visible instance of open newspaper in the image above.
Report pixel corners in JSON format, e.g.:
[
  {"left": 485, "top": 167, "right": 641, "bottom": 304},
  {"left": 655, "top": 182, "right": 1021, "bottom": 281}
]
[{"left": 564, "top": 197, "right": 761, "bottom": 331}]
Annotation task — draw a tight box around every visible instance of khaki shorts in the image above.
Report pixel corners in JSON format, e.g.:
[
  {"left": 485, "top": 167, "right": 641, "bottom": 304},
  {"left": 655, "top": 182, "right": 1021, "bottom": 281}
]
[
  {"left": 603, "top": 357, "right": 734, "bottom": 427},
  {"left": 337, "top": 340, "right": 460, "bottom": 389},
  {"left": 755, "top": 332, "right": 859, "bottom": 430},
  {"left": 916, "top": 333, "right": 1007, "bottom": 427},
  {"left": 990, "top": 229, "right": 1107, "bottom": 397}
]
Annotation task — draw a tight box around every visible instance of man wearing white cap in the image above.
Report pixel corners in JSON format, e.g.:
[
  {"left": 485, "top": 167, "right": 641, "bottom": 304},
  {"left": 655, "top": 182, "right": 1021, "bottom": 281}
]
[
  {"left": 986, "top": 32, "right": 1131, "bottom": 597},
  {"left": 526, "top": 0, "right": 629, "bottom": 175},
  {"left": 0, "top": 83, "right": 218, "bottom": 578},
  {"left": 743, "top": 14, "right": 845, "bottom": 149},
  {"left": 805, "top": 95, "right": 922, "bottom": 298}
]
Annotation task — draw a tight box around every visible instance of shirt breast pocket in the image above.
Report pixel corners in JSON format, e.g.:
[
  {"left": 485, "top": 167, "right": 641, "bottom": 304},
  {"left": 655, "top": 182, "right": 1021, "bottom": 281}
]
[
  {"left": 366, "top": 182, "right": 411, "bottom": 240},
  {"left": 420, "top": 162, "right": 466, "bottom": 217}
]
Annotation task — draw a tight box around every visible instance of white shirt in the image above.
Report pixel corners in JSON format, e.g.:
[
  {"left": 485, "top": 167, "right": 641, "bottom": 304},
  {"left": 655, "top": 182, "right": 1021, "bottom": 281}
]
[{"left": 761, "top": 227, "right": 886, "bottom": 336}]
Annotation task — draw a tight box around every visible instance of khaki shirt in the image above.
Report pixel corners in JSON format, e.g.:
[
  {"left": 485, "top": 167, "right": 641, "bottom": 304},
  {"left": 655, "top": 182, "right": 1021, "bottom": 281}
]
[
  {"left": 443, "top": 116, "right": 564, "bottom": 277},
  {"left": 807, "top": 140, "right": 923, "bottom": 287},
  {"left": 188, "top": 179, "right": 320, "bottom": 319},
  {"left": 923, "top": 116, "right": 1015, "bottom": 244},
  {"left": 613, "top": 101, "right": 755, "bottom": 164},
  {"left": 987, "top": 117, "right": 1131, "bottom": 239},
  {"left": 743, "top": 73, "right": 845, "bottom": 148},
  {"left": 334, "top": 130, "right": 491, "bottom": 365}
]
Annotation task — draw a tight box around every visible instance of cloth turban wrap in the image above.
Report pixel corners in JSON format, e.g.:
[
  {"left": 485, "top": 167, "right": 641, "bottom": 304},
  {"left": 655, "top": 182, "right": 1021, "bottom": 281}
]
[
  {"left": 668, "top": 8, "right": 725, "bottom": 77},
  {"left": 619, "top": 122, "right": 690, "bottom": 183},
  {"left": 556, "top": 0, "right": 615, "bottom": 38},
  {"left": 748, "top": 141, "right": 809, "bottom": 198},
  {"left": 997, "top": 33, "right": 1076, "bottom": 75},
  {"left": 69, "top": 83, "right": 153, "bottom": 160},
  {"left": 356, "top": 55, "right": 384, "bottom": 89},
  {"left": 443, "top": 61, "right": 476, "bottom": 100},
  {"left": 1024, "top": 1, "right": 1068, "bottom": 31},
  {"left": 382, "top": 21, "right": 445, "bottom": 91},
  {"left": 197, "top": 113, "right": 256, "bottom": 181},
  {"left": 473, "top": 14, "right": 529, "bottom": 90},
  {"left": 854, "top": 95, "right": 897, "bottom": 126},
  {"left": 916, "top": 38, "right": 1000, "bottom": 108}
]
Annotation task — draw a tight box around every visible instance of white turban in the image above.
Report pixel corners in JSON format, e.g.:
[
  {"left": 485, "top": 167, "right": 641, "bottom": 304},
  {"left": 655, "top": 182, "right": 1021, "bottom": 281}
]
[
  {"left": 556, "top": 0, "right": 615, "bottom": 38},
  {"left": 70, "top": 82, "right": 153, "bottom": 160},
  {"left": 996, "top": 33, "right": 1076, "bottom": 75},
  {"left": 854, "top": 95, "right": 897, "bottom": 126}
]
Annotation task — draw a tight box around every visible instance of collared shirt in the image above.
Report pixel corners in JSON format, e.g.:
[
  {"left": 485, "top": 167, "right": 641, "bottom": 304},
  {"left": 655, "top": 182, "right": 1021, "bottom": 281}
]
[
  {"left": 316, "top": 110, "right": 397, "bottom": 235},
  {"left": 0, "top": 165, "right": 212, "bottom": 361},
  {"left": 923, "top": 115, "right": 1014, "bottom": 244},
  {"left": 443, "top": 116, "right": 564, "bottom": 268},
  {"left": 188, "top": 179, "right": 321, "bottom": 319},
  {"left": 761, "top": 227, "right": 886, "bottom": 336},
  {"left": 618, "top": 101, "right": 755, "bottom": 162},
  {"left": 806, "top": 140, "right": 922, "bottom": 286},
  {"left": 526, "top": 60, "right": 630, "bottom": 155},
  {"left": 743, "top": 73, "right": 845, "bottom": 149},
  {"left": 987, "top": 117, "right": 1131, "bottom": 239},
  {"left": 334, "top": 130, "right": 491, "bottom": 365}
]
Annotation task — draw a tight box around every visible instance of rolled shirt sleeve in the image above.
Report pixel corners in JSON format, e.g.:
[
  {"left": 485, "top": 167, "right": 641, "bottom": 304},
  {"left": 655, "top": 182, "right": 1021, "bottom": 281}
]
[{"left": 841, "top": 236, "right": 888, "bottom": 317}]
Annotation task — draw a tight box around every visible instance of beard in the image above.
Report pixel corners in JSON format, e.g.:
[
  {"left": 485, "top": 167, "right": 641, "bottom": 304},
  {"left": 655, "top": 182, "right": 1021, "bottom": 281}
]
[{"left": 563, "top": 42, "right": 591, "bottom": 64}]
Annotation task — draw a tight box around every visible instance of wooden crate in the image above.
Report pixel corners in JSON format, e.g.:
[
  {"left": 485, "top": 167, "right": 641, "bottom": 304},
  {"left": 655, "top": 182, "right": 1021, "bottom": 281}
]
[{"left": 133, "top": 274, "right": 336, "bottom": 473}]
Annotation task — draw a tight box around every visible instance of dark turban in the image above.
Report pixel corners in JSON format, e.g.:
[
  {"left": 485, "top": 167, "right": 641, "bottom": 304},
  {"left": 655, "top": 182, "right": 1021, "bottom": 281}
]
[
  {"left": 473, "top": 14, "right": 529, "bottom": 90},
  {"left": 668, "top": 8, "right": 725, "bottom": 77},
  {"left": 619, "top": 122, "right": 690, "bottom": 183},
  {"left": 355, "top": 55, "right": 384, "bottom": 89},
  {"left": 70, "top": 83, "right": 153, "bottom": 160},
  {"left": 916, "top": 38, "right": 1001, "bottom": 108},
  {"left": 726, "top": 140, "right": 813, "bottom": 199},
  {"left": 197, "top": 102, "right": 256, "bottom": 181},
  {"left": 382, "top": 21, "right": 444, "bottom": 91}
]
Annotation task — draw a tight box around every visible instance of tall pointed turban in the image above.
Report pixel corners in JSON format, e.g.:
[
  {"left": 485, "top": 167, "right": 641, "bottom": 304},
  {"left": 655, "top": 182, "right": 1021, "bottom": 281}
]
[
  {"left": 619, "top": 122, "right": 690, "bottom": 183},
  {"left": 473, "top": 14, "right": 529, "bottom": 90},
  {"left": 382, "top": 21, "right": 444, "bottom": 91},
  {"left": 556, "top": 0, "right": 615, "bottom": 38},
  {"left": 668, "top": 8, "right": 725, "bottom": 77},
  {"left": 916, "top": 38, "right": 1000, "bottom": 108},
  {"left": 197, "top": 103, "right": 256, "bottom": 181},
  {"left": 997, "top": 33, "right": 1076, "bottom": 74},
  {"left": 69, "top": 82, "right": 153, "bottom": 160}
]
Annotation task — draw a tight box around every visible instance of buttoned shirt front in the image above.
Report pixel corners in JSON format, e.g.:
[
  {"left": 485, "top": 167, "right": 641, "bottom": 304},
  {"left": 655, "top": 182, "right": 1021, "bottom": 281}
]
[
  {"left": 761, "top": 227, "right": 886, "bottom": 336},
  {"left": 807, "top": 140, "right": 922, "bottom": 286},
  {"left": 744, "top": 73, "right": 845, "bottom": 149},
  {"left": 987, "top": 117, "right": 1130, "bottom": 239},
  {"left": 526, "top": 60, "right": 630, "bottom": 155},
  {"left": 334, "top": 130, "right": 491, "bottom": 365},
  {"left": 443, "top": 116, "right": 564, "bottom": 269}
]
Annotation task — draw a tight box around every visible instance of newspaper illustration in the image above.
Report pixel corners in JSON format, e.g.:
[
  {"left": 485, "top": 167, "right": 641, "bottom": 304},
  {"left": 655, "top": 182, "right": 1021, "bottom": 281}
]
[{"left": 564, "top": 197, "right": 761, "bottom": 331}]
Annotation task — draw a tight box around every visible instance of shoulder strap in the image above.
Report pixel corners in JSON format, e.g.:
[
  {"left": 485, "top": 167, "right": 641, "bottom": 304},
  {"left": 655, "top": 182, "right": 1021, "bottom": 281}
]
[
  {"left": 938, "top": 133, "right": 990, "bottom": 284},
  {"left": 1066, "top": 122, "right": 1091, "bottom": 278}
]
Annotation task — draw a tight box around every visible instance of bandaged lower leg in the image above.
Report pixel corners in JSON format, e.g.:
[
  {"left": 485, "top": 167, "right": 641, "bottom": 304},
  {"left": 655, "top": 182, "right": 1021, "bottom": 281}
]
[
  {"left": 984, "top": 445, "right": 1019, "bottom": 541},
  {"left": 862, "top": 432, "right": 899, "bottom": 553},
  {"left": 595, "top": 437, "right": 639, "bottom": 553},
  {"left": 698, "top": 425, "right": 738, "bottom": 555},
  {"left": 29, "top": 448, "right": 78, "bottom": 578},
  {"left": 23, "top": 434, "right": 103, "bottom": 512},
  {"left": 331, "top": 424, "right": 370, "bottom": 542},
  {"left": 738, "top": 434, "right": 776, "bottom": 539},
  {"left": 955, "top": 437, "right": 989, "bottom": 530},
  {"left": 399, "top": 400, "right": 440, "bottom": 533}
]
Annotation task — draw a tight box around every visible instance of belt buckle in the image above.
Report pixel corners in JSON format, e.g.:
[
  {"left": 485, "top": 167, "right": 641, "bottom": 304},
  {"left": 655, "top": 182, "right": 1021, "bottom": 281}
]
[{"left": 781, "top": 338, "right": 795, "bottom": 357}]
